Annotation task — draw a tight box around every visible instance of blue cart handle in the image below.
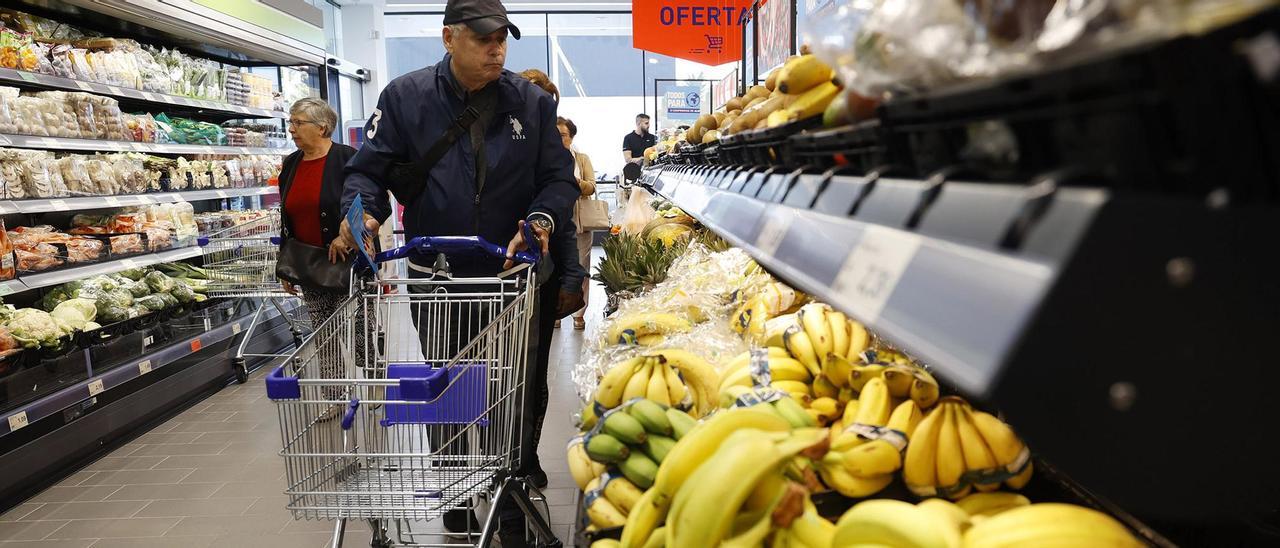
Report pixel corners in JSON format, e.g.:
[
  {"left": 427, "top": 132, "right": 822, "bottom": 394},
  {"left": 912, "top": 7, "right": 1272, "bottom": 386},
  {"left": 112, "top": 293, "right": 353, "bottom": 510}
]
[{"left": 368, "top": 222, "right": 542, "bottom": 266}]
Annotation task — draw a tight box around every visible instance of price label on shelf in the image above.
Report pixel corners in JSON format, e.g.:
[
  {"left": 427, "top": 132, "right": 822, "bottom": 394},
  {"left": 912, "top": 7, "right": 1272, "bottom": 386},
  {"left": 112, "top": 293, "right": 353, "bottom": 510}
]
[
  {"left": 129, "top": 142, "right": 147, "bottom": 152},
  {"left": 137, "top": 195, "right": 155, "bottom": 204},
  {"left": 142, "top": 335, "right": 154, "bottom": 347},
  {"left": 107, "top": 86, "right": 124, "bottom": 96},
  {"left": 88, "top": 379, "right": 105, "bottom": 397},
  {"left": 138, "top": 360, "right": 152, "bottom": 375},
  {"left": 238, "top": 148, "right": 251, "bottom": 155},
  {"left": 0, "top": 135, "right": 10, "bottom": 146},
  {"left": 216, "top": 191, "right": 229, "bottom": 198},
  {"left": 18, "top": 71, "right": 37, "bottom": 83},
  {"left": 75, "top": 81, "right": 95, "bottom": 92},
  {"left": 232, "top": 322, "right": 242, "bottom": 335},
  {"left": 201, "top": 146, "right": 215, "bottom": 154},
  {"left": 49, "top": 200, "right": 69, "bottom": 211},
  {"left": 832, "top": 226, "right": 922, "bottom": 324},
  {"left": 7, "top": 412, "right": 28, "bottom": 432},
  {"left": 190, "top": 338, "right": 203, "bottom": 352},
  {"left": 755, "top": 211, "right": 793, "bottom": 255},
  {"left": 120, "top": 259, "right": 138, "bottom": 269},
  {"left": 140, "top": 92, "right": 158, "bottom": 102},
  {"left": 41, "top": 138, "right": 62, "bottom": 148},
  {"left": 105, "top": 197, "right": 122, "bottom": 206},
  {"left": 0, "top": 283, "right": 16, "bottom": 297}
]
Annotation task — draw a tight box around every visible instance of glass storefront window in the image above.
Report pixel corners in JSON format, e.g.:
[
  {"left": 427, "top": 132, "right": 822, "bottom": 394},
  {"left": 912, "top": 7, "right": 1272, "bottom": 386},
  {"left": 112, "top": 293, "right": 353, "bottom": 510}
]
[{"left": 385, "top": 14, "right": 547, "bottom": 80}]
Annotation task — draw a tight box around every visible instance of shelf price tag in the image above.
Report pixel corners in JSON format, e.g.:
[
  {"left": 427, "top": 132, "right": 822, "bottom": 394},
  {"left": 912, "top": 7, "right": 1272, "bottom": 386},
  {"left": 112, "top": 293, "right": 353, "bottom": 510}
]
[
  {"left": 190, "top": 338, "right": 203, "bottom": 352},
  {"left": 755, "top": 211, "right": 793, "bottom": 255},
  {"left": 88, "top": 379, "right": 105, "bottom": 397},
  {"left": 129, "top": 142, "right": 147, "bottom": 152},
  {"left": 107, "top": 86, "right": 124, "bottom": 96},
  {"left": 216, "top": 190, "right": 229, "bottom": 198},
  {"left": 832, "top": 225, "right": 923, "bottom": 324},
  {"left": 105, "top": 196, "right": 122, "bottom": 207},
  {"left": 18, "top": 71, "right": 38, "bottom": 83},
  {"left": 75, "top": 81, "right": 95, "bottom": 92},
  {"left": 138, "top": 360, "right": 152, "bottom": 375},
  {"left": 0, "top": 135, "right": 10, "bottom": 146},
  {"left": 7, "top": 412, "right": 28, "bottom": 432},
  {"left": 0, "top": 284, "right": 15, "bottom": 297},
  {"left": 120, "top": 259, "right": 138, "bottom": 269},
  {"left": 140, "top": 92, "right": 158, "bottom": 102},
  {"left": 49, "top": 200, "right": 69, "bottom": 211},
  {"left": 232, "top": 322, "right": 242, "bottom": 335}
]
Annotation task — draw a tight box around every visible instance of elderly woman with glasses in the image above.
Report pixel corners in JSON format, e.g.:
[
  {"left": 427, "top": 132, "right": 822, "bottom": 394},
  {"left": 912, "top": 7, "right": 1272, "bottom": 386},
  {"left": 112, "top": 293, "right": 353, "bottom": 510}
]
[{"left": 277, "top": 98, "right": 362, "bottom": 402}]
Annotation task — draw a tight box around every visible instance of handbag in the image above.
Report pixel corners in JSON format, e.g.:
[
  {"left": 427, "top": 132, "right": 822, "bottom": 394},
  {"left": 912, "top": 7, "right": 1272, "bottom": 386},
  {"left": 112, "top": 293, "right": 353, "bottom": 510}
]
[
  {"left": 576, "top": 198, "right": 612, "bottom": 231},
  {"left": 276, "top": 238, "right": 350, "bottom": 292}
]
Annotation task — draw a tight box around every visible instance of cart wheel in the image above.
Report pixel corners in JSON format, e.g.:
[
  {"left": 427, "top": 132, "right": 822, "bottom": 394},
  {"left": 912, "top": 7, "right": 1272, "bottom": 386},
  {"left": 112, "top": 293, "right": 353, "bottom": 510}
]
[{"left": 232, "top": 358, "right": 248, "bottom": 384}]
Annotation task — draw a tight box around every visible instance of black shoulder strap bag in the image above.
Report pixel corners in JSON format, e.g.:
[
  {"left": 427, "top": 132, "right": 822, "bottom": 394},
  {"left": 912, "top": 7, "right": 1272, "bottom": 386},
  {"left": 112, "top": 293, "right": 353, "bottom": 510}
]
[{"left": 277, "top": 100, "right": 483, "bottom": 293}]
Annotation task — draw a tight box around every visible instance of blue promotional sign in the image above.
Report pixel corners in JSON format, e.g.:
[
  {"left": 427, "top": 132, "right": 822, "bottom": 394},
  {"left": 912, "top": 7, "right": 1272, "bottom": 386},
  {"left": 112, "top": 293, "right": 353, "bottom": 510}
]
[
  {"left": 665, "top": 84, "right": 704, "bottom": 122},
  {"left": 348, "top": 194, "right": 377, "bottom": 272}
]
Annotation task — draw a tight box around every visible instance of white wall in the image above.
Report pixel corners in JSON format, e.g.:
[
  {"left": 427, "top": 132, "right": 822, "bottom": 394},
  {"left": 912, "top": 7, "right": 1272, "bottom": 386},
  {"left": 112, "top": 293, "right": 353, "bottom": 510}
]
[
  {"left": 339, "top": 0, "right": 389, "bottom": 116},
  {"left": 558, "top": 96, "right": 647, "bottom": 182}
]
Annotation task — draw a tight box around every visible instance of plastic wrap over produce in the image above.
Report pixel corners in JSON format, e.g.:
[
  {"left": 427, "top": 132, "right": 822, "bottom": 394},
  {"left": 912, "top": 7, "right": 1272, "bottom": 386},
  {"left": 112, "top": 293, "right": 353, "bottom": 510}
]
[
  {"left": 806, "top": 0, "right": 1205, "bottom": 96},
  {"left": 572, "top": 244, "right": 768, "bottom": 404}
]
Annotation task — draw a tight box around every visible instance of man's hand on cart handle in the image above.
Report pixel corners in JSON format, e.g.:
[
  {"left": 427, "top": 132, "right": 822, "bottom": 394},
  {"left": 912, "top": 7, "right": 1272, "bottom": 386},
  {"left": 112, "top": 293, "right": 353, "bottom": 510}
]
[
  {"left": 504, "top": 219, "right": 549, "bottom": 270},
  {"left": 339, "top": 213, "right": 380, "bottom": 257},
  {"left": 280, "top": 279, "right": 298, "bottom": 296}
]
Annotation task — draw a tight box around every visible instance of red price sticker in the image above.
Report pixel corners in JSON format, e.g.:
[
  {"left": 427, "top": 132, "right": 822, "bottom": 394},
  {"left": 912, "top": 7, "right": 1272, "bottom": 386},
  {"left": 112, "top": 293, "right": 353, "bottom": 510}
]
[{"left": 190, "top": 339, "right": 202, "bottom": 352}]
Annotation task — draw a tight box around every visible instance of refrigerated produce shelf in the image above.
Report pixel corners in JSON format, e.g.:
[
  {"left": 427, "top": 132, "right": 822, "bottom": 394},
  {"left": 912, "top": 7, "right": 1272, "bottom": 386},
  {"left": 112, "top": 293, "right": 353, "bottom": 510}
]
[
  {"left": 16, "top": 246, "right": 202, "bottom": 291},
  {"left": 0, "top": 67, "right": 286, "bottom": 120},
  {"left": 0, "top": 187, "right": 278, "bottom": 215},
  {"left": 0, "top": 133, "right": 289, "bottom": 156}
]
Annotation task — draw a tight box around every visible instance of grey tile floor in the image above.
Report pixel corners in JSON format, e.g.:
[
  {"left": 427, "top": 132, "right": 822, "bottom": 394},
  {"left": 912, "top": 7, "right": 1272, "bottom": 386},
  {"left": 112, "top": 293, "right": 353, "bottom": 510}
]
[{"left": 0, "top": 251, "right": 603, "bottom": 547}]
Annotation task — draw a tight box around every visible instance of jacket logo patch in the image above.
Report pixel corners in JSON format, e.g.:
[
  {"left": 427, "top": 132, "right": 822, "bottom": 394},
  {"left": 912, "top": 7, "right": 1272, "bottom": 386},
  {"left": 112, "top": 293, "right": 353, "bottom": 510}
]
[{"left": 509, "top": 116, "right": 526, "bottom": 140}]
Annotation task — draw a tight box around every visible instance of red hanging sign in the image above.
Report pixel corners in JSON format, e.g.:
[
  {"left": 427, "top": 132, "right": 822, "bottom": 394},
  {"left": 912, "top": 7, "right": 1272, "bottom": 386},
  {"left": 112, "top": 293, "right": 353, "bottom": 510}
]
[{"left": 632, "top": 0, "right": 765, "bottom": 66}]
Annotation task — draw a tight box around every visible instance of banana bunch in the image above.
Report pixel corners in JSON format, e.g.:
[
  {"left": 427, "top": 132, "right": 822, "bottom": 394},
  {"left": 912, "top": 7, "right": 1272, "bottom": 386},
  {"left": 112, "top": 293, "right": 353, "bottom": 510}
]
[
  {"left": 772, "top": 303, "right": 870, "bottom": 382},
  {"left": 905, "top": 397, "right": 1033, "bottom": 500},
  {"left": 583, "top": 400, "right": 696, "bottom": 490},
  {"left": 604, "top": 312, "right": 692, "bottom": 347},
  {"left": 730, "top": 282, "right": 798, "bottom": 340},
  {"left": 962, "top": 503, "right": 1142, "bottom": 547},
  {"left": 594, "top": 349, "right": 717, "bottom": 415},
  {"left": 832, "top": 498, "right": 967, "bottom": 548},
  {"left": 817, "top": 378, "right": 922, "bottom": 498},
  {"left": 837, "top": 356, "right": 942, "bottom": 410},
  {"left": 769, "top": 495, "right": 836, "bottom": 547},
  {"left": 568, "top": 436, "right": 608, "bottom": 491},
  {"left": 619, "top": 407, "right": 799, "bottom": 548},
  {"left": 717, "top": 347, "right": 815, "bottom": 406}
]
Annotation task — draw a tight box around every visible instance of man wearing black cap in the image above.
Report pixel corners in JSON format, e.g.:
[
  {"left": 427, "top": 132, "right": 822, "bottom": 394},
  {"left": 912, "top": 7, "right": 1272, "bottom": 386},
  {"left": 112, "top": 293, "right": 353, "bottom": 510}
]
[{"left": 339, "top": 0, "right": 578, "bottom": 545}]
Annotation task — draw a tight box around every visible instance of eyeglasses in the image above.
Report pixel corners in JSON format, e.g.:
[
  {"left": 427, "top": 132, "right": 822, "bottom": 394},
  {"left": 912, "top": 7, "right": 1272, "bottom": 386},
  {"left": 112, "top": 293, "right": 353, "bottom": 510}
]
[{"left": 287, "top": 119, "right": 318, "bottom": 127}]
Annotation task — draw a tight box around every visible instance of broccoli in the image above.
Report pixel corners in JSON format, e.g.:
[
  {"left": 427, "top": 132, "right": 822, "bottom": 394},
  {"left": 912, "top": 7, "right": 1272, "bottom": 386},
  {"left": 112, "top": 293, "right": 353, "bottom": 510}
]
[
  {"left": 144, "top": 271, "right": 176, "bottom": 294},
  {"left": 124, "top": 279, "right": 152, "bottom": 298},
  {"left": 136, "top": 295, "right": 167, "bottom": 311},
  {"left": 118, "top": 268, "right": 148, "bottom": 281},
  {"left": 170, "top": 283, "right": 197, "bottom": 304}
]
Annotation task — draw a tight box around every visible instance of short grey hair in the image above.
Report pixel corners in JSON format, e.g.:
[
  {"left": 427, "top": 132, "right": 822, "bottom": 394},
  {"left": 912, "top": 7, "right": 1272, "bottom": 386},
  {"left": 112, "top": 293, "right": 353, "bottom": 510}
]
[{"left": 290, "top": 97, "right": 337, "bottom": 134}]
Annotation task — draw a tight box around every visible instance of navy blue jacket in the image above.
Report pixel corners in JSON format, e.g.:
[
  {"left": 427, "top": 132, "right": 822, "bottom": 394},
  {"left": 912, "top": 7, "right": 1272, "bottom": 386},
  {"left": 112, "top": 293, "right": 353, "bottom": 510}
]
[{"left": 342, "top": 55, "right": 579, "bottom": 277}]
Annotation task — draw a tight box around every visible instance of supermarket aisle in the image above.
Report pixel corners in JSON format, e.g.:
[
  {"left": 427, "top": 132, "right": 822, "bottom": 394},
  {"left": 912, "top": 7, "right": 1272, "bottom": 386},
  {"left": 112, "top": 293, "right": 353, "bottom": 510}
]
[{"left": 0, "top": 252, "right": 604, "bottom": 547}]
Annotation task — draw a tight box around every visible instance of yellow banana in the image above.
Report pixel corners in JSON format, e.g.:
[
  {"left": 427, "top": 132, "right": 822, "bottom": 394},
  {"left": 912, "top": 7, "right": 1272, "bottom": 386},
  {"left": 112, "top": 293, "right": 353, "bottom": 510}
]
[
  {"left": 962, "top": 503, "right": 1142, "bottom": 548},
  {"left": 936, "top": 403, "right": 969, "bottom": 499},
  {"left": 619, "top": 487, "right": 661, "bottom": 548},
  {"left": 587, "top": 494, "right": 629, "bottom": 528},
  {"left": 645, "top": 362, "right": 671, "bottom": 406},
  {"left": 772, "top": 380, "right": 812, "bottom": 399},
  {"left": 603, "top": 474, "right": 645, "bottom": 514},
  {"left": 596, "top": 356, "right": 644, "bottom": 409},
  {"left": 763, "top": 313, "right": 798, "bottom": 347},
  {"left": 833, "top": 499, "right": 952, "bottom": 548},
  {"left": 968, "top": 410, "right": 1032, "bottom": 490},
  {"left": 568, "top": 439, "right": 598, "bottom": 490},
  {"left": 822, "top": 353, "right": 855, "bottom": 389},
  {"left": 776, "top": 54, "right": 833, "bottom": 94},
  {"left": 785, "top": 80, "right": 841, "bottom": 120},
  {"left": 769, "top": 357, "right": 813, "bottom": 383},
  {"left": 848, "top": 363, "right": 886, "bottom": 391},
  {"left": 852, "top": 377, "right": 892, "bottom": 427},
  {"left": 881, "top": 365, "right": 916, "bottom": 398},
  {"left": 798, "top": 303, "right": 833, "bottom": 362},
  {"left": 955, "top": 492, "right": 1031, "bottom": 518},
  {"left": 790, "top": 497, "right": 835, "bottom": 548},
  {"left": 783, "top": 324, "right": 822, "bottom": 376},
  {"left": 917, "top": 498, "right": 969, "bottom": 548},
  {"left": 827, "top": 310, "right": 850, "bottom": 359},
  {"left": 839, "top": 398, "right": 861, "bottom": 431},
  {"left": 813, "top": 372, "right": 838, "bottom": 399},
  {"left": 835, "top": 439, "right": 901, "bottom": 478},
  {"left": 649, "top": 349, "right": 720, "bottom": 417},
  {"left": 886, "top": 400, "right": 924, "bottom": 440},
  {"left": 911, "top": 370, "right": 942, "bottom": 409},
  {"left": 640, "top": 527, "right": 665, "bottom": 548},
  {"left": 955, "top": 405, "right": 1001, "bottom": 492},
  {"left": 636, "top": 334, "right": 666, "bottom": 346},
  {"left": 846, "top": 319, "right": 870, "bottom": 362},
  {"left": 592, "top": 539, "right": 621, "bottom": 548},
  {"left": 773, "top": 395, "right": 816, "bottom": 428},
  {"left": 607, "top": 312, "right": 692, "bottom": 346},
  {"left": 651, "top": 407, "right": 791, "bottom": 500},
  {"left": 904, "top": 405, "right": 946, "bottom": 496},
  {"left": 661, "top": 363, "right": 688, "bottom": 409},
  {"left": 817, "top": 461, "right": 893, "bottom": 498},
  {"left": 622, "top": 359, "right": 654, "bottom": 403},
  {"left": 808, "top": 397, "right": 840, "bottom": 423}
]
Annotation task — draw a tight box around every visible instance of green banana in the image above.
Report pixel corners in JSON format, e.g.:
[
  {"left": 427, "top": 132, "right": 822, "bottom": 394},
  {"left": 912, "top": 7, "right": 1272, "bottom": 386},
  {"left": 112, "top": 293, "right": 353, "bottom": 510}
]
[
  {"left": 629, "top": 399, "right": 673, "bottom": 436},
  {"left": 603, "top": 411, "right": 648, "bottom": 445},
  {"left": 619, "top": 451, "right": 660, "bottom": 489},
  {"left": 585, "top": 433, "right": 630, "bottom": 464},
  {"left": 643, "top": 435, "right": 678, "bottom": 463},
  {"left": 665, "top": 408, "right": 697, "bottom": 440}
]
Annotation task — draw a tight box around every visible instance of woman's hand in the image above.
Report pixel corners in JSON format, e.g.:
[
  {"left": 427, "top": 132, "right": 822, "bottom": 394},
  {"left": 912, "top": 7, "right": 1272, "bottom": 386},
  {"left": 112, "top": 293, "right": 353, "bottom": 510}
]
[
  {"left": 281, "top": 279, "right": 298, "bottom": 295},
  {"left": 328, "top": 239, "right": 351, "bottom": 264}
]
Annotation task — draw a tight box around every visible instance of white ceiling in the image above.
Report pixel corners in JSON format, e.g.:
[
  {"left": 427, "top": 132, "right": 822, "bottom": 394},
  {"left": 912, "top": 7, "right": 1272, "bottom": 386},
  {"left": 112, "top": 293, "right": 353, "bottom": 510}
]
[{"left": 385, "top": 0, "right": 632, "bottom": 12}]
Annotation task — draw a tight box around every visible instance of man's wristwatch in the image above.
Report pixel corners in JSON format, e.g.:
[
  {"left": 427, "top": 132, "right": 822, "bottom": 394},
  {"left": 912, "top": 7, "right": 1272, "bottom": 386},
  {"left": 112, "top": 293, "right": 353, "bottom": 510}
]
[{"left": 529, "top": 216, "right": 553, "bottom": 233}]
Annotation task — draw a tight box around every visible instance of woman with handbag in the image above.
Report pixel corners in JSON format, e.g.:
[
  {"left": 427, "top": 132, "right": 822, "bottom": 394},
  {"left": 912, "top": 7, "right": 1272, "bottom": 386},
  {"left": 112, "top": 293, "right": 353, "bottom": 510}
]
[
  {"left": 275, "top": 98, "right": 361, "bottom": 402},
  {"left": 557, "top": 116, "right": 602, "bottom": 330}
]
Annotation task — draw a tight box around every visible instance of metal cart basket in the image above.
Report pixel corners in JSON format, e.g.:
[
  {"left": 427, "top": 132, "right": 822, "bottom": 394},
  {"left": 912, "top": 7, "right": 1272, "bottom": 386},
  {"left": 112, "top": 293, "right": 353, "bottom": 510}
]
[
  {"left": 265, "top": 233, "right": 558, "bottom": 547},
  {"left": 198, "top": 209, "right": 309, "bottom": 383}
]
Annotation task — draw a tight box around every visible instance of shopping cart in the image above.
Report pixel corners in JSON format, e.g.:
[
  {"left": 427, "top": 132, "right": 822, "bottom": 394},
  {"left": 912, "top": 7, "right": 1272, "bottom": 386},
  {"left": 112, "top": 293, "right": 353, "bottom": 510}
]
[
  {"left": 265, "top": 228, "right": 559, "bottom": 547},
  {"left": 199, "top": 209, "right": 310, "bottom": 383}
]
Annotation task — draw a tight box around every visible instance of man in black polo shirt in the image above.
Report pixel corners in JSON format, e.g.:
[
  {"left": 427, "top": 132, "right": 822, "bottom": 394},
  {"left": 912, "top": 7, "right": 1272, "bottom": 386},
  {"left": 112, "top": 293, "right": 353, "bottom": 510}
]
[{"left": 622, "top": 113, "right": 656, "bottom": 165}]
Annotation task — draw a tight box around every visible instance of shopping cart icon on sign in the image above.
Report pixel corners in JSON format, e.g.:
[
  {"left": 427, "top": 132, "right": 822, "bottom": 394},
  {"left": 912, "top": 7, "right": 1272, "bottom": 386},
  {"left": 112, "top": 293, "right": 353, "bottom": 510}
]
[{"left": 706, "top": 34, "right": 724, "bottom": 51}]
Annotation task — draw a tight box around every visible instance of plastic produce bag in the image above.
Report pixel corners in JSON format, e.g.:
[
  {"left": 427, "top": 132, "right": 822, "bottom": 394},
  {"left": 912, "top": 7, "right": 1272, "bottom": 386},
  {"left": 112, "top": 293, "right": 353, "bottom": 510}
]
[{"left": 617, "top": 187, "right": 656, "bottom": 235}]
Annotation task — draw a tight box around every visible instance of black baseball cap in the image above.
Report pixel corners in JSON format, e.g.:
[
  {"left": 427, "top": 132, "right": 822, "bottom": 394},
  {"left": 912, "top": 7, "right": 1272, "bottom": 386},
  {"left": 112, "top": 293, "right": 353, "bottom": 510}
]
[{"left": 444, "top": 0, "right": 522, "bottom": 40}]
